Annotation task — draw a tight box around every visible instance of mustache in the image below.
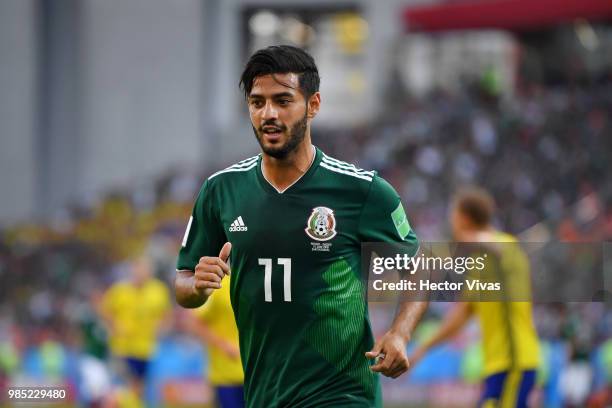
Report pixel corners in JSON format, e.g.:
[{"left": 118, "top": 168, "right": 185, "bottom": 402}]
[{"left": 259, "top": 121, "right": 287, "bottom": 132}]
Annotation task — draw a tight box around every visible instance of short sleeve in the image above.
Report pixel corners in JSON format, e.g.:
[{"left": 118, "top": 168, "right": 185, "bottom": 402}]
[
  {"left": 176, "top": 180, "right": 225, "bottom": 271},
  {"left": 358, "top": 175, "right": 419, "bottom": 255}
]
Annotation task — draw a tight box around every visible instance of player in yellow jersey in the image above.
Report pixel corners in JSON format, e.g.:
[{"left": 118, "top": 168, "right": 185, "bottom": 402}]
[
  {"left": 187, "top": 275, "right": 244, "bottom": 408},
  {"left": 409, "top": 188, "right": 540, "bottom": 408},
  {"left": 99, "top": 255, "right": 171, "bottom": 406}
]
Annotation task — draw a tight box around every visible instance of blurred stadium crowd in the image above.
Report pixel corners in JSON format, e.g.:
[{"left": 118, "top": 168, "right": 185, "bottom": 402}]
[
  {"left": 1, "top": 72, "right": 611, "bottom": 408},
  {"left": 319, "top": 78, "right": 612, "bottom": 241}
]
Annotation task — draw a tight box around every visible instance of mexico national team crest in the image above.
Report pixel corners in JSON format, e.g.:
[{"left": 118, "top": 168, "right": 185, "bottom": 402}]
[{"left": 305, "top": 206, "right": 337, "bottom": 241}]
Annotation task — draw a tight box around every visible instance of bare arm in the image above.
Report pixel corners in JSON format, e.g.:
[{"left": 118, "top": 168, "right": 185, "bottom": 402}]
[
  {"left": 422, "top": 302, "right": 472, "bottom": 351},
  {"left": 389, "top": 300, "right": 429, "bottom": 343},
  {"left": 185, "top": 313, "right": 240, "bottom": 359},
  {"left": 366, "top": 300, "right": 429, "bottom": 378},
  {"left": 409, "top": 302, "right": 473, "bottom": 368},
  {"left": 175, "top": 242, "right": 232, "bottom": 309},
  {"left": 175, "top": 269, "right": 208, "bottom": 308}
]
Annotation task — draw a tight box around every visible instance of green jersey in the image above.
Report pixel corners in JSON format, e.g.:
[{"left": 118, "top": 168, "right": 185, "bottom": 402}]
[{"left": 177, "top": 147, "right": 418, "bottom": 407}]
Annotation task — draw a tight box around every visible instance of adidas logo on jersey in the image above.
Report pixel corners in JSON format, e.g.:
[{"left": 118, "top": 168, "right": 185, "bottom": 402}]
[{"left": 229, "top": 216, "right": 248, "bottom": 232}]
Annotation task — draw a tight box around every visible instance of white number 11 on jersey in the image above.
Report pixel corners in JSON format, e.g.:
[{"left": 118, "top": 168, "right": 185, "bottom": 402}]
[{"left": 258, "top": 258, "right": 291, "bottom": 302}]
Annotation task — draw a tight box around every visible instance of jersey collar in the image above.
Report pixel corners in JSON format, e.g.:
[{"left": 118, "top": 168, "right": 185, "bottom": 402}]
[{"left": 257, "top": 146, "right": 322, "bottom": 195}]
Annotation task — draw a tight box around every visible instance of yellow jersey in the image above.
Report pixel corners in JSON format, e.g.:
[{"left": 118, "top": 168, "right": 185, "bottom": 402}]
[
  {"left": 101, "top": 278, "right": 170, "bottom": 359},
  {"left": 469, "top": 232, "right": 540, "bottom": 375},
  {"left": 193, "top": 276, "right": 243, "bottom": 386}
]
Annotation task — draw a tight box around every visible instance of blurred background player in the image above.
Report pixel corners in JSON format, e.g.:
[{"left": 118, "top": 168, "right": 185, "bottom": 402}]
[
  {"left": 98, "top": 255, "right": 171, "bottom": 407},
  {"left": 186, "top": 275, "right": 244, "bottom": 408},
  {"left": 409, "top": 188, "right": 541, "bottom": 408}
]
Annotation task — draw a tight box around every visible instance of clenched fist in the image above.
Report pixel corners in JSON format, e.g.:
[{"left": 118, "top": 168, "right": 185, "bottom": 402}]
[
  {"left": 193, "top": 242, "right": 232, "bottom": 297},
  {"left": 365, "top": 330, "right": 411, "bottom": 378}
]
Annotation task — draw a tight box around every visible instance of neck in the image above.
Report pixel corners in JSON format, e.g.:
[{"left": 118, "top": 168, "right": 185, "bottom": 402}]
[
  {"left": 261, "top": 140, "right": 315, "bottom": 192},
  {"left": 460, "top": 225, "right": 495, "bottom": 242}
]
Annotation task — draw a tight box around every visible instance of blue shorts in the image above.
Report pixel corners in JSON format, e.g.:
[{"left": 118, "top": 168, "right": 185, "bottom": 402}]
[
  {"left": 215, "top": 385, "right": 244, "bottom": 408},
  {"left": 124, "top": 357, "right": 150, "bottom": 380},
  {"left": 479, "top": 369, "right": 536, "bottom": 408}
]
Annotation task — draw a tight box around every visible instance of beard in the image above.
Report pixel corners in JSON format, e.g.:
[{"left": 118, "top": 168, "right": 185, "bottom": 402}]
[{"left": 252, "top": 111, "right": 308, "bottom": 159}]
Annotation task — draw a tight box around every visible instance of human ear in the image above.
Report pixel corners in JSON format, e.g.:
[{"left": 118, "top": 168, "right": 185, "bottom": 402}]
[{"left": 307, "top": 92, "right": 321, "bottom": 119}]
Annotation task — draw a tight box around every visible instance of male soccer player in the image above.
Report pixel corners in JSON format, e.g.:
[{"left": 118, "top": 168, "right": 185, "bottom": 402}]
[
  {"left": 99, "top": 255, "right": 171, "bottom": 406},
  {"left": 409, "top": 188, "right": 540, "bottom": 408},
  {"left": 175, "top": 45, "right": 427, "bottom": 407}
]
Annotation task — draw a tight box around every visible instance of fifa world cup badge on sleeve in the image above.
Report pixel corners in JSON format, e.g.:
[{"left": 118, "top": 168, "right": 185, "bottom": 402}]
[{"left": 391, "top": 202, "right": 411, "bottom": 239}]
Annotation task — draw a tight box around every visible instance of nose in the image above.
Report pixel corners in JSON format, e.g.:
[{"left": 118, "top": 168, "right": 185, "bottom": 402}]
[{"left": 261, "top": 101, "right": 279, "bottom": 121}]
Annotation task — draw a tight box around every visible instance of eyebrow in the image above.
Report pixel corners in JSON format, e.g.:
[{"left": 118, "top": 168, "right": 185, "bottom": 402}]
[{"left": 249, "top": 92, "right": 295, "bottom": 99}]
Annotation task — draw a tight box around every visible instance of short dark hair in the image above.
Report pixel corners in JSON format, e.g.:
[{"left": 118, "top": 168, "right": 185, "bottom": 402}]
[
  {"left": 239, "top": 45, "right": 320, "bottom": 100},
  {"left": 452, "top": 187, "right": 495, "bottom": 227}
]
